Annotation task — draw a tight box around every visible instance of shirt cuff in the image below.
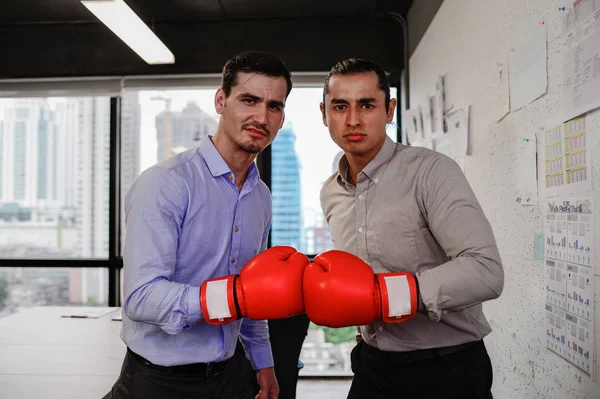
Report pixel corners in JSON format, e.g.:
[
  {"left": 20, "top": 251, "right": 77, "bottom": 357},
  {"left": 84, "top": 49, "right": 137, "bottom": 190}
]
[
  {"left": 185, "top": 285, "right": 202, "bottom": 326},
  {"left": 416, "top": 271, "right": 442, "bottom": 321},
  {"left": 248, "top": 344, "right": 274, "bottom": 370}
]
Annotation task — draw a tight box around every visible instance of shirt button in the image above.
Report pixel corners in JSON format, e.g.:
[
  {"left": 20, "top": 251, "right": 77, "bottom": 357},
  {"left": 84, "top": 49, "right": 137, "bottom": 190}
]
[
  {"left": 378, "top": 326, "right": 384, "bottom": 332},
  {"left": 358, "top": 227, "right": 364, "bottom": 233},
  {"left": 231, "top": 257, "right": 236, "bottom": 263},
  {"left": 224, "top": 352, "right": 229, "bottom": 356},
  {"left": 374, "top": 178, "right": 379, "bottom": 183},
  {"left": 234, "top": 227, "right": 239, "bottom": 232},
  {"left": 228, "top": 175, "right": 233, "bottom": 180},
  {"left": 358, "top": 194, "right": 364, "bottom": 200}
]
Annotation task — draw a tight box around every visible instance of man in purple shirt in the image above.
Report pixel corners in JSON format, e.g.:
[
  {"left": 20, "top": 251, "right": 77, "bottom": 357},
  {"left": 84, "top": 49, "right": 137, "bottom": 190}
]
[{"left": 104, "top": 51, "right": 302, "bottom": 399}]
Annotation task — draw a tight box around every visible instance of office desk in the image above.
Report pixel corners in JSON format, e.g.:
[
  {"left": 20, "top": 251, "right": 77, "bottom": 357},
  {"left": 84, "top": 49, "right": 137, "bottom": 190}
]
[{"left": 0, "top": 306, "right": 125, "bottom": 398}]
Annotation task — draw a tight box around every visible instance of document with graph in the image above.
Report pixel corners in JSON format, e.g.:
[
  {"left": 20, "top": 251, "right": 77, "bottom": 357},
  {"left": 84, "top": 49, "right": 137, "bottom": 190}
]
[
  {"left": 543, "top": 115, "right": 592, "bottom": 197},
  {"left": 545, "top": 198, "right": 595, "bottom": 377}
]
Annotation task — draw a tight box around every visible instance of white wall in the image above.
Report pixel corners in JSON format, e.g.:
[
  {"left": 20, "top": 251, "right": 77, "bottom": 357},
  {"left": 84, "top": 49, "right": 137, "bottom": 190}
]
[{"left": 409, "top": 1, "right": 600, "bottom": 398}]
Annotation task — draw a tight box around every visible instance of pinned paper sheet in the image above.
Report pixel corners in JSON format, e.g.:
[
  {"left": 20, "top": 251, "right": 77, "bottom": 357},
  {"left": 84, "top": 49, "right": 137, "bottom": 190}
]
[
  {"left": 445, "top": 106, "right": 470, "bottom": 157},
  {"left": 403, "top": 107, "right": 424, "bottom": 144},
  {"left": 433, "top": 133, "right": 450, "bottom": 157},
  {"left": 544, "top": 197, "right": 595, "bottom": 377},
  {"left": 561, "top": 1, "right": 600, "bottom": 121},
  {"left": 542, "top": 114, "right": 592, "bottom": 197},
  {"left": 515, "top": 135, "right": 538, "bottom": 206},
  {"left": 432, "top": 75, "right": 446, "bottom": 134},
  {"left": 509, "top": 23, "right": 547, "bottom": 112},
  {"left": 422, "top": 96, "right": 434, "bottom": 140},
  {"left": 534, "top": 232, "right": 545, "bottom": 261},
  {"left": 433, "top": 133, "right": 466, "bottom": 172}
]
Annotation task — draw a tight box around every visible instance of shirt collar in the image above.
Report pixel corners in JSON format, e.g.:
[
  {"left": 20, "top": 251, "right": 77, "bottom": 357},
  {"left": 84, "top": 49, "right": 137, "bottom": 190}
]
[
  {"left": 198, "top": 136, "right": 230, "bottom": 177},
  {"left": 336, "top": 135, "right": 397, "bottom": 187},
  {"left": 197, "top": 136, "right": 260, "bottom": 188}
]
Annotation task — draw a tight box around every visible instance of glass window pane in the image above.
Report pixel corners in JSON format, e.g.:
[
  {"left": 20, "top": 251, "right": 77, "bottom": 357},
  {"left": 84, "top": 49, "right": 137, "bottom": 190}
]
[
  {"left": 0, "top": 267, "right": 109, "bottom": 318},
  {"left": 0, "top": 97, "right": 111, "bottom": 259},
  {"left": 271, "top": 87, "right": 397, "bottom": 375}
]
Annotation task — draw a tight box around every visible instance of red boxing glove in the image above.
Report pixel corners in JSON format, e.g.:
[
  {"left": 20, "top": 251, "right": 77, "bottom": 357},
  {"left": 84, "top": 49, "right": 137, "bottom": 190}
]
[
  {"left": 200, "top": 246, "right": 309, "bottom": 325},
  {"left": 303, "top": 250, "right": 418, "bottom": 328}
]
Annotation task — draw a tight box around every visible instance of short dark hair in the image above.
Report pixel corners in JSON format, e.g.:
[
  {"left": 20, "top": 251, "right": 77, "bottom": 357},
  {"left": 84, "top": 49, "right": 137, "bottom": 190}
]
[
  {"left": 221, "top": 51, "right": 292, "bottom": 98},
  {"left": 322, "top": 58, "right": 391, "bottom": 112}
]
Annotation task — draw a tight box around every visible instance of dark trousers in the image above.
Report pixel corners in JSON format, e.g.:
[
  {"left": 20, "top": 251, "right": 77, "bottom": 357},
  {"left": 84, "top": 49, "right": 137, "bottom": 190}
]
[
  {"left": 266, "top": 314, "right": 310, "bottom": 399},
  {"left": 347, "top": 340, "right": 494, "bottom": 399},
  {"left": 104, "top": 340, "right": 257, "bottom": 399}
]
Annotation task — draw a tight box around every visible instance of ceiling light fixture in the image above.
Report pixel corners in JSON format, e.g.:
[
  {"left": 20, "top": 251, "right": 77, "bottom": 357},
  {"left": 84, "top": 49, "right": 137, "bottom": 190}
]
[{"left": 81, "top": 0, "right": 175, "bottom": 65}]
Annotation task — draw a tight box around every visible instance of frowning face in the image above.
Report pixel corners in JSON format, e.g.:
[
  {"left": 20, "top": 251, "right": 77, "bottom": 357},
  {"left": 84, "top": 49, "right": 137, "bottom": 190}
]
[{"left": 215, "top": 72, "right": 288, "bottom": 154}]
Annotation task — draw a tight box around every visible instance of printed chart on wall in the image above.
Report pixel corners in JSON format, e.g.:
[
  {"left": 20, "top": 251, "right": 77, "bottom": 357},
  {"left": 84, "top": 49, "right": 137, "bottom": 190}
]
[
  {"left": 545, "top": 198, "right": 595, "bottom": 377},
  {"left": 543, "top": 115, "right": 593, "bottom": 197},
  {"left": 562, "top": 0, "right": 600, "bottom": 122}
]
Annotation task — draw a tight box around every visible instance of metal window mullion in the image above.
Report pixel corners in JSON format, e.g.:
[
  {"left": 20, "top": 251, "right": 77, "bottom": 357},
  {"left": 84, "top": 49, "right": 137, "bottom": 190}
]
[{"left": 108, "top": 97, "right": 122, "bottom": 307}]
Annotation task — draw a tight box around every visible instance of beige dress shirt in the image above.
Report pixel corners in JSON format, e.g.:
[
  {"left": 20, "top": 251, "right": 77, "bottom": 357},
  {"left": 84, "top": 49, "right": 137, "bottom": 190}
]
[{"left": 320, "top": 136, "right": 504, "bottom": 352}]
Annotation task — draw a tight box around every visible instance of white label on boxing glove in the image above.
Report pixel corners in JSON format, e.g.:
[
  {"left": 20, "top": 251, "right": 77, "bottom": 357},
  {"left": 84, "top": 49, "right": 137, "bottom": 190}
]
[
  {"left": 384, "top": 275, "right": 412, "bottom": 317},
  {"left": 205, "top": 280, "right": 232, "bottom": 320}
]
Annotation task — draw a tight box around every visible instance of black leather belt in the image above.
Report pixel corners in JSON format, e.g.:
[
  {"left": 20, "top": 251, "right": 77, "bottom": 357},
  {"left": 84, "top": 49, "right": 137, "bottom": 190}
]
[
  {"left": 362, "top": 340, "right": 481, "bottom": 365},
  {"left": 127, "top": 348, "right": 228, "bottom": 377}
]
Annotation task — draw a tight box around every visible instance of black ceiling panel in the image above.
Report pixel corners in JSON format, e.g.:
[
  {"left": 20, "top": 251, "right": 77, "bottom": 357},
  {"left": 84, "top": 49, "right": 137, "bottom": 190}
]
[
  {"left": 1, "top": 0, "right": 414, "bottom": 79},
  {"left": 1, "top": 0, "right": 95, "bottom": 24}
]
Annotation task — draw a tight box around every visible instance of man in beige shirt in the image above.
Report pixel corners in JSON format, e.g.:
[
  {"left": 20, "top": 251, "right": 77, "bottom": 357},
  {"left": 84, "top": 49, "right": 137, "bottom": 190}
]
[{"left": 302, "top": 58, "right": 504, "bottom": 399}]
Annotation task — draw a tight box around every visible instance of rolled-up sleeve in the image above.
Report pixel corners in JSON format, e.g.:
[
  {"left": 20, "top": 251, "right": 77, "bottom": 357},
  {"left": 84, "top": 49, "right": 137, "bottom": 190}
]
[
  {"left": 416, "top": 155, "right": 504, "bottom": 321},
  {"left": 123, "top": 167, "right": 202, "bottom": 334}
]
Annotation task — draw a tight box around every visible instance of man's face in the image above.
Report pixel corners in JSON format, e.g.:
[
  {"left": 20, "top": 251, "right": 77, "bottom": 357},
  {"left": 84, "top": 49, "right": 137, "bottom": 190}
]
[
  {"left": 215, "top": 72, "right": 287, "bottom": 154},
  {"left": 321, "top": 72, "right": 395, "bottom": 160}
]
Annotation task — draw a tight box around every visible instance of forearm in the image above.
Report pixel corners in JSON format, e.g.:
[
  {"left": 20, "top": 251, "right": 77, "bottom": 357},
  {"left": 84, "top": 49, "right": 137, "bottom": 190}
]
[
  {"left": 239, "top": 318, "right": 273, "bottom": 370},
  {"left": 418, "top": 154, "right": 504, "bottom": 321},
  {"left": 416, "top": 252, "right": 503, "bottom": 320},
  {"left": 124, "top": 278, "right": 201, "bottom": 335}
]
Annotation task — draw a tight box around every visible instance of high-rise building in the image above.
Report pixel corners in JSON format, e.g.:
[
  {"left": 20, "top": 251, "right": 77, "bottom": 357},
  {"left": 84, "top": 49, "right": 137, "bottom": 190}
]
[
  {"left": 121, "top": 92, "right": 141, "bottom": 199},
  {"left": 74, "top": 97, "right": 110, "bottom": 259},
  {"left": 54, "top": 100, "right": 79, "bottom": 209},
  {"left": 155, "top": 101, "right": 217, "bottom": 162},
  {"left": 271, "top": 123, "right": 302, "bottom": 251},
  {"left": 0, "top": 100, "right": 59, "bottom": 208},
  {"left": 69, "top": 97, "right": 111, "bottom": 305},
  {"left": 0, "top": 100, "right": 78, "bottom": 259}
]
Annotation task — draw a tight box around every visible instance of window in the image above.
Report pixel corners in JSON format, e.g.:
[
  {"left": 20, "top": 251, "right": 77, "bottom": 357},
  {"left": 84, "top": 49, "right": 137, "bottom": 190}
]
[
  {"left": 0, "top": 98, "right": 110, "bottom": 259},
  {"left": 270, "top": 87, "right": 398, "bottom": 375},
  {"left": 0, "top": 97, "right": 111, "bottom": 318}
]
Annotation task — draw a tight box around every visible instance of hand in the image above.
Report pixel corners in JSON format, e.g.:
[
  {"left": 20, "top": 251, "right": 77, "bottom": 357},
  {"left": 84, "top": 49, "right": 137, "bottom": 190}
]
[
  {"left": 255, "top": 367, "right": 279, "bottom": 399},
  {"left": 303, "top": 250, "right": 418, "bottom": 328},
  {"left": 200, "top": 246, "right": 309, "bottom": 325}
]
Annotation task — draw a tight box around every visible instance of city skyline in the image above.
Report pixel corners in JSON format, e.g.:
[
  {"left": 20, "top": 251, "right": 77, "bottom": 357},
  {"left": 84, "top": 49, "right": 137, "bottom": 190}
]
[{"left": 0, "top": 94, "right": 141, "bottom": 310}]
